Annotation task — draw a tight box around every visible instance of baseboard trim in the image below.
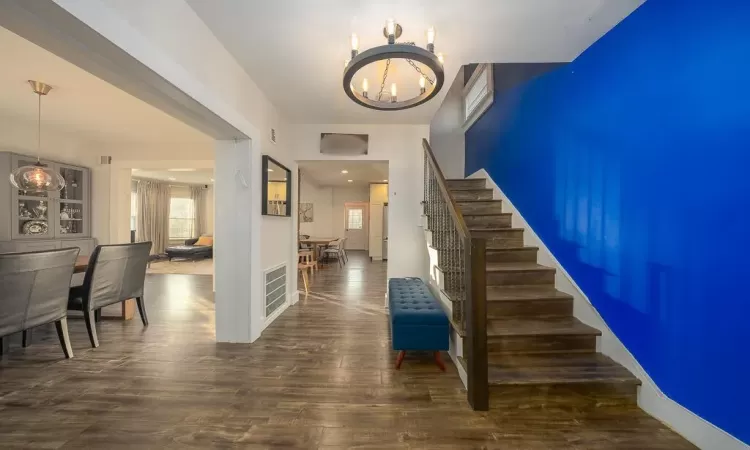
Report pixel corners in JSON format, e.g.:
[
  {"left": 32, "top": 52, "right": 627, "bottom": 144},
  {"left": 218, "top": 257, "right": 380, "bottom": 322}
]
[{"left": 470, "top": 168, "right": 747, "bottom": 450}]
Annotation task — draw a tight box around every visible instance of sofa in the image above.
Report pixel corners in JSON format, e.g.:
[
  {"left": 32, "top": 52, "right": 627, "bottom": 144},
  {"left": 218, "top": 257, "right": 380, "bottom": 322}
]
[{"left": 165, "top": 236, "right": 213, "bottom": 261}]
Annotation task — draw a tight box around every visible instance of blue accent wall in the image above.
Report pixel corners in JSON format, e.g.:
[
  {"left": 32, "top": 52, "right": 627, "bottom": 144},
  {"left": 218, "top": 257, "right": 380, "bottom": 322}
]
[{"left": 465, "top": 0, "right": 750, "bottom": 443}]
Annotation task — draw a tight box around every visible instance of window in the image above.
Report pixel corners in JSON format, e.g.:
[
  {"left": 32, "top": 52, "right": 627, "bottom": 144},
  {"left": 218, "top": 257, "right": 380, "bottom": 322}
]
[
  {"left": 347, "top": 208, "right": 363, "bottom": 230},
  {"left": 130, "top": 191, "right": 137, "bottom": 231},
  {"left": 169, "top": 197, "right": 195, "bottom": 239}
]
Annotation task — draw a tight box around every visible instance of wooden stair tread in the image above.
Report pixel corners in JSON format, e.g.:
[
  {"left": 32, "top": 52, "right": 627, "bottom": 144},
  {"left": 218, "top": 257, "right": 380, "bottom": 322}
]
[
  {"left": 485, "top": 262, "right": 554, "bottom": 272},
  {"left": 439, "top": 262, "right": 551, "bottom": 273},
  {"left": 456, "top": 199, "right": 502, "bottom": 203},
  {"left": 487, "top": 353, "right": 640, "bottom": 386},
  {"left": 487, "top": 317, "right": 601, "bottom": 337},
  {"left": 487, "top": 285, "right": 573, "bottom": 302},
  {"left": 468, "top": 227, "right": 516, "bottom": 232}
]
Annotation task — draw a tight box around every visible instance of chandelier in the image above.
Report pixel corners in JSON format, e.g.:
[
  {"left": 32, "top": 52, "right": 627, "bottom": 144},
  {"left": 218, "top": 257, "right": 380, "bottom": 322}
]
[
  {"left": 9, "top": 81, "right": 65, "bottom": 192},
  {"left": 343, "top": 19, "right": 445, "bottom": 111}
]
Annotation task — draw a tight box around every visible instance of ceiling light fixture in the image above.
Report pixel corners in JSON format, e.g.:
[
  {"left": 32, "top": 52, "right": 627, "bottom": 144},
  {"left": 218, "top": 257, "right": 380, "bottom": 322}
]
[
  {"left": 343, "top": 20, "right": 445, "bottom": 111},
  {"left": 383, "top": 179, "right": 388, "bottom": 182},
  {"left": 168, "top": 177, "right": 177, "bottom": 181},
  {"left": 9, "top": 81, "right": 65, "bottom": 192},
  {"left": 341, "top": 170, "right": 349, "bottom": 174},
  {"left": 347, "top": 179, "right": 353, "bottom": 183}
]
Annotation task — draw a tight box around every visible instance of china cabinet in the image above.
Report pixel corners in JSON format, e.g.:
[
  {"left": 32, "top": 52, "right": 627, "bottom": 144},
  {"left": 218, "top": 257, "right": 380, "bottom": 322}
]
[{"left": 0, "top": 152, "right": 95, "bottom": 255}]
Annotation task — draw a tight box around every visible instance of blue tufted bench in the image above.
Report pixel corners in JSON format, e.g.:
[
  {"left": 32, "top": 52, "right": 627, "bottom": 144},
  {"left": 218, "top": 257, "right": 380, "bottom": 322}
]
[{"left": 388, "top": 278, "right": 449, "bottom": 371}]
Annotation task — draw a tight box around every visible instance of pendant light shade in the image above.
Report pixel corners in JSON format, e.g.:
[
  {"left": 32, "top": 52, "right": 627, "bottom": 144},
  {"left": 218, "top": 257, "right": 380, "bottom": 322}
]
[
  {"left": 9, "top": 162, "right": 65, "bottom": 192},
  {"left": 9, "top": 81, "right": 65, "bottom": 192}
]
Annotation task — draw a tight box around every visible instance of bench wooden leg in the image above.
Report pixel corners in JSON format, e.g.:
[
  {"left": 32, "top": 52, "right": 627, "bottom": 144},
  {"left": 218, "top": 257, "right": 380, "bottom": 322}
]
[
  {"left": 395, "top": 350, "right": 406, "bottom": 369},
  {"left": 434, "top": 351, "right": 446, "bottom": 372}
]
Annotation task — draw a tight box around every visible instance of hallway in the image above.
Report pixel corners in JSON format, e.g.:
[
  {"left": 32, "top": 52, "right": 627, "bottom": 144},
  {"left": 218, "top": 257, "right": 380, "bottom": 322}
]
[{"left": 0, "top": 254, "right": 693, "bottom": 448}]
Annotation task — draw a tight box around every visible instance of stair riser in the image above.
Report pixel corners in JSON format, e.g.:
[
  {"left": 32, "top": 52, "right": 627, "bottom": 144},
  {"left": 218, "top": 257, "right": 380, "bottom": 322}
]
[
  {"left": 451, "top": 189, "right": 493, "bottom": 201},
  {"left": 464, "top": 215, "right": 512, "bottom": 229},
  {"left": 458, "top": 201, "right": 504, "bottom": 215},
  {"left": 489, "top": 382, "right": 638, "bottom": 410},
  {"left": 487, "top": 334, "right": 597, "bottom": 354},
  {"left": 487, "top": 270, "right": 555, "bottom": 286},
  {"left": 488, "top": 298, "right": 573, "bottom": 318},
  {"left": 486, "top": 248, "right": 538, "bottom": 263},
  {"left": 447, "top": 179, "right": 486, "bottom": 189},
  {"left": 486, "top": 234, "right": 525, "bottom": 250}
]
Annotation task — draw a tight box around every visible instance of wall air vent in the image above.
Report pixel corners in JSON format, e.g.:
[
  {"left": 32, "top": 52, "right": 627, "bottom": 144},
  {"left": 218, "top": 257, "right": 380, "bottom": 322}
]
[
  {"left": 270, "top": 128, "right": 277, "bottom": 144},
  {"left": 462, "top": 63, "right": 494, "bottom": 130},
  {"left": 264, "top": 263, "right": 287, "bottom": 318},
  {"left": 320, "top": 133, "right": 369, "bottom": 155}
]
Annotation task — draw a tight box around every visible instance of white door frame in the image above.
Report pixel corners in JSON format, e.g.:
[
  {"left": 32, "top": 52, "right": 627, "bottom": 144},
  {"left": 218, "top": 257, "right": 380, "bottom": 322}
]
[{"left": 344, "top": 202, "right": 369, "bottom": 251}]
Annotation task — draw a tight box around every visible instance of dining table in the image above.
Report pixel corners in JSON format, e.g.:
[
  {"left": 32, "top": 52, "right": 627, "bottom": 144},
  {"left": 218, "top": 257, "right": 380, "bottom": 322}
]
[
  {"left": 299, "top": 237, "right": 337, "bottom": 262},
  {"left": 73, "top": 255, "right": 135, "bottom": 320}
]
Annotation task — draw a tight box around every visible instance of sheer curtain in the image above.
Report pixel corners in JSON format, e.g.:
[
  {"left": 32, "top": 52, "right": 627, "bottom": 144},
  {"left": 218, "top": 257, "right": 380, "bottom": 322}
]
[
  {"left": 190, "top": 186, "right": 206, "bottom": 237},
  {"left": 136, "top": 179, "right": 171, "bottom": 254}
]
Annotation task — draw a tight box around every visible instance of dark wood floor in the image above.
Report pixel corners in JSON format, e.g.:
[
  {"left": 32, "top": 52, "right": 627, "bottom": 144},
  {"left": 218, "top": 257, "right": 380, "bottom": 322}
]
[{"left": 0, "top": 251, "right": 694, "bottom": 449}]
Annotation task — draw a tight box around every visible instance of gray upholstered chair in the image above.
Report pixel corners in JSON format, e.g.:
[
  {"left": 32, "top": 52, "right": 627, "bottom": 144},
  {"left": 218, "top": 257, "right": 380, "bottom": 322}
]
[
  {"left": 0, "top": 247, "right": 80, "bottom": 359},
  {"left": 68, "top": 242, "right": 151, "bottom": 348}
]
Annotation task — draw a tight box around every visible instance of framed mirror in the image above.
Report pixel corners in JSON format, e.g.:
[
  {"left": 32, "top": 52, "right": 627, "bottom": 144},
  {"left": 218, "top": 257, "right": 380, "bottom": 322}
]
[{"left": 262, "top": 155, "right": 292, "bottom": 217}]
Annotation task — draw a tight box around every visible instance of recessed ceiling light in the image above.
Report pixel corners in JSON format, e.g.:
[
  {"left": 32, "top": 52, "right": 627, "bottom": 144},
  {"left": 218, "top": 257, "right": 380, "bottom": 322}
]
[
  {"left": 268, "top": 168, "right": 274, "bottom": 172},
  {"left": 168, "top": 177, "right": 177, "bottom": 181},
  {"left": 347, "top": 179, "right": 353, "bottom": 183},
  {"left": 341, "top": 170, "right": 349, "bottom": 174},
  {"left": 167, "top": 168, "right": 197, "bottom": 172},
  {"left": 210, "top": 178, "right": 215, "bottom": 182},
  {"left": 383, "top": 179, "right": 388, "bottom": 182}
]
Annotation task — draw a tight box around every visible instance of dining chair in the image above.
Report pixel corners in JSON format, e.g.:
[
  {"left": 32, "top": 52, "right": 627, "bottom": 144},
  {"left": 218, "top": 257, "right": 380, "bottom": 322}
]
[
  {"left": 299, "top": 249, "right": 317, "bottom": 272},
  {"left": 298, "top": 250, "right": 316, "bottom": 293},
  {"left": 322, "top": 239, "right": 345, "bottom": 268},
  {"left": 299, "top": 235, "right": 312, "bottom": 250},
  {"left": 68, "top": 242, "right": 151, "bottom": 348},
  {"left": 339, "top": 237, "right": 349, "bottom": 264},
  {"left": 0, "top": 247, "right": 80, "bottom": 359}
]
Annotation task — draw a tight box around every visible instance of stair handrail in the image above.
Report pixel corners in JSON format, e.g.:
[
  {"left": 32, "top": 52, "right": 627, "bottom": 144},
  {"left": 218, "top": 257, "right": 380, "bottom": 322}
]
[{"left": 422, "top": 138, "right": 488, "bottom": 411}]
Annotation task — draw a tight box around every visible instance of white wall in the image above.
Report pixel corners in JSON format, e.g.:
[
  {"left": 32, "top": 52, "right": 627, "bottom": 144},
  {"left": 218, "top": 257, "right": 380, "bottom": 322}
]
[
  {"left": 298, "top": 175, "right": 332, "bottom": 237},
  {"left": 290, "top": 124, "right": 429, "bottom": 280},
  {"left": 429, "top": 68, "right": 466, "bottom": 179},
  {"left": 205, "top": 185, "right": 214, "bottom": 235}
]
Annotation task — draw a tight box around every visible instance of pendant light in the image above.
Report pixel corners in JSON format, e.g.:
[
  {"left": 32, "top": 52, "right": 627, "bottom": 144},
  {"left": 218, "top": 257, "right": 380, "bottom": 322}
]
[{"left": 9, "top": 81, "right": 66, "bottom": 192}]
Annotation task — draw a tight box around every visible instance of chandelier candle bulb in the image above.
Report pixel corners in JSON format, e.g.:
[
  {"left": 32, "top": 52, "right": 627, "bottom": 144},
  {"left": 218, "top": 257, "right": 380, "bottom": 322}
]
[
  {"left": 362, "top": 78, "right": 369, "bottom": 98},
  {"left": 350, "top": 33, "right": 359, "bottom": 58},
  {"left": 426, "top": 27, "right": 436, "bottom": 53},
  {"left": 390, "top": 83, "right": 397, "bottom": 102},
  {"left": 419, "top": 76, "right": 426, "bottom": 94},
  {"left": 386, "top": 18, "right": 397, "bottom": 44}
]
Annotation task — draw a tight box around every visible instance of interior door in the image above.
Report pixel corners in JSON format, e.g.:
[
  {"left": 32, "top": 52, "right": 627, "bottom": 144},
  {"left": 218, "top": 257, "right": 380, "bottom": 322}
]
[{"left": 344, "top": 202, "right": 368, "bottom": 250}]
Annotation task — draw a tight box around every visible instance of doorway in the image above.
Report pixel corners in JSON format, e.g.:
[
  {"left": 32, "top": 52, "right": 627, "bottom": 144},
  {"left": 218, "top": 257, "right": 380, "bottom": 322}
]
[{"left": 344, "top": 202, "right": 369, "bottom": 250}]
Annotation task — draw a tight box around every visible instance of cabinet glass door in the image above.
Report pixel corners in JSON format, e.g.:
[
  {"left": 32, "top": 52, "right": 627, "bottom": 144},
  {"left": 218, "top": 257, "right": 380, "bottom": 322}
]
[
  {"left": 57, "top": 165, "right": 87, "bottom": 237},
  {"left": 12, "top": 156, "right": 54, "bottom": 239}
]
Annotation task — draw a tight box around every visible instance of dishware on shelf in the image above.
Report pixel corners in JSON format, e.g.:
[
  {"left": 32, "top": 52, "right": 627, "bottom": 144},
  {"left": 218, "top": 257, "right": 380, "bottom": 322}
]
[{"left": 23, "top": 220, "right": 48, "bottom": 235}]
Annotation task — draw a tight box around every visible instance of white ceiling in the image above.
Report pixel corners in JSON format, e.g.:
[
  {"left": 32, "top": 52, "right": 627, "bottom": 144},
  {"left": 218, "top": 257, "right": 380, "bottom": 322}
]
[
  {"left": 299, "top": 160, "right": 388, "bottom": 187},
  {"left": 132, "top": 168, "right": 214, "bottom": 185},
  {"left": 0, "top": 25, "right": 212, "bottom": 149},
  {"left": 186, "top": 0, "right": 643, "bottom": 125}
]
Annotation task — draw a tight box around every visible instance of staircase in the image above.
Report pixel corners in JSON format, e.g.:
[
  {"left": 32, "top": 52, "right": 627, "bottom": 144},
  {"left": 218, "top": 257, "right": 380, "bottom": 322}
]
[{"left": 445, "top": 177, "right": 642, "bottom": 410}]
